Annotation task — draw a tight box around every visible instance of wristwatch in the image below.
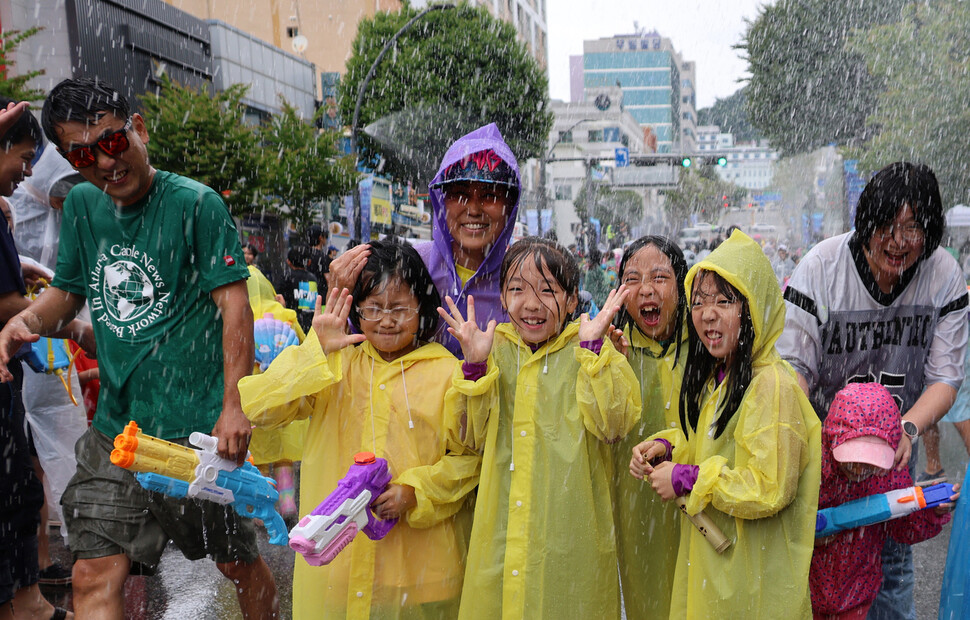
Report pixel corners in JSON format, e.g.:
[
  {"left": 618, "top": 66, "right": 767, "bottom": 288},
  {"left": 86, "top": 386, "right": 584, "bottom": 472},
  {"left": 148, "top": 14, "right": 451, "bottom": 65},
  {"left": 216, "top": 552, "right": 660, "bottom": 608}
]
[{"left": 902, "top": 419, "right": 920, "bottom": 442}]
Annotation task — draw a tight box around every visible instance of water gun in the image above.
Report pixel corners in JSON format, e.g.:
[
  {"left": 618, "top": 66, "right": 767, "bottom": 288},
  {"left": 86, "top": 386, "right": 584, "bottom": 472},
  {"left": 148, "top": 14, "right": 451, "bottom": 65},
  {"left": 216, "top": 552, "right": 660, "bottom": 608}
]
[
  {"left": 816, "top": 482, "right": 955, "bottom": 538},
  {"left": 289, "top": 452, "right": 397, "bottom": 566},
  {"left": 110, "top": 421, "right": 288, "bottom": 546}
]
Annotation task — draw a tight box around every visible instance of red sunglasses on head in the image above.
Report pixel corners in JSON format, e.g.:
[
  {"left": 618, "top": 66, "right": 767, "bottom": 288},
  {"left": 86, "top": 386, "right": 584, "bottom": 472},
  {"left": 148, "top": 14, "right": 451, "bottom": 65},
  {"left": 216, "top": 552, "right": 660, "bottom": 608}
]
[{"left": 62, "top": 117, "right": 132, "bottom": 168}]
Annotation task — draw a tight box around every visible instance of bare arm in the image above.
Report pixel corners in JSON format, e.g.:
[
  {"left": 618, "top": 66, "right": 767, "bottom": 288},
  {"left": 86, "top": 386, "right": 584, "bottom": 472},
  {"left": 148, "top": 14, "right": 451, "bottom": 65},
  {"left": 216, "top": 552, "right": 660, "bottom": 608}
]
[
  {"left": 894, "top": 382, "right": 958, "bottom": 470},
  {"left": 795, "top": 371, "right": 810, "bottom": 398},
  {"left": 209, "top": 279, "right": 255, "bottom": 465},
  {"left": 0, "top": 286, "right": 91, "bottom": 381}
]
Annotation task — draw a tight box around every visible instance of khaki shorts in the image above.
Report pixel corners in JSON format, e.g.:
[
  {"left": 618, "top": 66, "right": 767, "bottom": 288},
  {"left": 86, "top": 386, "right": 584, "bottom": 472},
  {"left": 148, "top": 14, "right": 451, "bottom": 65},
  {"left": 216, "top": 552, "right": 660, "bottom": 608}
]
[{"left": 62, "top": 427, "right": 260, "bottom": 574}]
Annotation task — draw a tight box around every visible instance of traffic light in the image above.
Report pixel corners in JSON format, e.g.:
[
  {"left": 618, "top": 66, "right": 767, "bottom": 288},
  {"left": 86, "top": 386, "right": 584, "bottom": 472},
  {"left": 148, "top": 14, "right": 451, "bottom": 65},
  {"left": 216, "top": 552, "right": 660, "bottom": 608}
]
[
  {"left": 681, "top": 157, "right": 692, "bottom": 168},
  {"left": 717, "top": 156, "right": 727, "bottom": 167},
  {"left": 722, "top": 194, "right": 729, "bottom": 208}
]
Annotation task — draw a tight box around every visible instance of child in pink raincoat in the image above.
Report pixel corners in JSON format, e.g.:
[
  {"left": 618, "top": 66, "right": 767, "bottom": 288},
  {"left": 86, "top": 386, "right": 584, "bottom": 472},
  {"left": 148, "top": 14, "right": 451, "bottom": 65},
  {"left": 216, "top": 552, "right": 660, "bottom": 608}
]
[{"left": 810, "top": 382, "right": 958, "bottom": 619}]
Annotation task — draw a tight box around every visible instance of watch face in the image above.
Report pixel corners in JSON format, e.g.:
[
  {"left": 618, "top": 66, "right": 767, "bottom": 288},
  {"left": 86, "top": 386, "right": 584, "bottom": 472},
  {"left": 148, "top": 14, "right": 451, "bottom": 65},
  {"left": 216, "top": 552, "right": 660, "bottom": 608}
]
[{"left": 902, "top": 420, "right": 919, "bottom": 438}]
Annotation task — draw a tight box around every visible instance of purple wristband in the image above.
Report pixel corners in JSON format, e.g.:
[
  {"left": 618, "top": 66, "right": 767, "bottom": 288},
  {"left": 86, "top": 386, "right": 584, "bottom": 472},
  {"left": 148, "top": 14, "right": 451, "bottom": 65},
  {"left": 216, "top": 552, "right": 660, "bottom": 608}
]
[
  {"left": 654, "top": 438, "right": 673, "bottom": 463},
  {"left": 462, "top": 361, "right": 488, "bottom": 381},
  {"left": 580, "top": 339, "right": 603, "bottom": 354},
  {"left": 671, "top": 464, "right": 699, "bottom": 496}
]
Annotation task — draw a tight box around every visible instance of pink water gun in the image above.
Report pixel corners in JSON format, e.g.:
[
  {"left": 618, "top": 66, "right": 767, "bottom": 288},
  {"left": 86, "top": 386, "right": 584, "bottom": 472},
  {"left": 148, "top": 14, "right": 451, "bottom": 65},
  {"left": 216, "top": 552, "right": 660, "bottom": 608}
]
[{"left": 289, "top": 452, "right": 397, "bottom": 565}]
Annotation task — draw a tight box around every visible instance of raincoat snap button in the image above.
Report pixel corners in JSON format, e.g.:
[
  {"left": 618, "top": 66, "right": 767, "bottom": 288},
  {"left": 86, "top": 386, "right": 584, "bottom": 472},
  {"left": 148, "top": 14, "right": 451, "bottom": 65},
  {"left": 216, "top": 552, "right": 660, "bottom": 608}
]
[
  {"left": 512, "top": 570, "right": 519, "bottom": 576},
  {"left": 516, "top": 500, "right": 522, "bottom": 507},
  {"left": 356, "top": 592, "right": 363, "bottom": 598},
  {"left": 378, "top": 384, "right": 386, "bottom": 390},
  {"left": 520, "top": 430, "right": 526, "bottom": 437}
]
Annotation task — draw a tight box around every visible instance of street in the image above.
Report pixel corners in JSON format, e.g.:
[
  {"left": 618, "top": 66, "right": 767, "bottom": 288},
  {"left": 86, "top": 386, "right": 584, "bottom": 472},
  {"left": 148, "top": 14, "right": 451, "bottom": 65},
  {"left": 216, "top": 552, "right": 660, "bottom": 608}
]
[{"left": 40, "top": 427, "right": 968, "bottom": 619}]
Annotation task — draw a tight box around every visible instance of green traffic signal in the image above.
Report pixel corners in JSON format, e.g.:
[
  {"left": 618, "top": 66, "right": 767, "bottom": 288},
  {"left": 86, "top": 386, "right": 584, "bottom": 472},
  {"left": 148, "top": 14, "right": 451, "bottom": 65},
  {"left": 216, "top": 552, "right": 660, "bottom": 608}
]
[
  {"left": 717, "top": 156, "right": 727, "bottom": 166},
  {"left": 681, "top": 157, "right": 692, "bottom": 168}
]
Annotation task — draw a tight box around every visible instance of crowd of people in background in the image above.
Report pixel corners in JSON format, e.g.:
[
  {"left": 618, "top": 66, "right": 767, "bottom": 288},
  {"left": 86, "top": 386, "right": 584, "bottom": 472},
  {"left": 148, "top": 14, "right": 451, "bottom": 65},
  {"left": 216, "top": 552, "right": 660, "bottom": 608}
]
[{"left": 1, "top": 78, "right": 969, "bottom": 620}]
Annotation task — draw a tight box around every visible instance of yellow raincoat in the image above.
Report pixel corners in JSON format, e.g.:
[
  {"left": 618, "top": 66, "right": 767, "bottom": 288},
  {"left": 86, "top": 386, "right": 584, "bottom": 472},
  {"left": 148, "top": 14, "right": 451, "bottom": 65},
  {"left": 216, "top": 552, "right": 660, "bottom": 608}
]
[
  {"left": 652, "top": 231, "right": 821, "bottom": 619},
  {"left": 613, "top": 326, "right": 686, "bottom": 619},
  {"left": 451, "top": 321, "right": 641, "bottom": 620},
  {"left": 245, "top": 264, "right": 307, "bottom": 465},
  {"left": 239, "top": 334, "right": 480, "bottom": 620}
]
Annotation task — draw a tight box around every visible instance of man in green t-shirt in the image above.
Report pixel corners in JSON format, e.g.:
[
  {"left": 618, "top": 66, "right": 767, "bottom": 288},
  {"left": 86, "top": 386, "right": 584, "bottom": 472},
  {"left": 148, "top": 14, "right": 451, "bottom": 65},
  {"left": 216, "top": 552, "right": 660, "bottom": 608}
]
[{"left": 0, "top": 79, "right": 277, "bottom": 618}]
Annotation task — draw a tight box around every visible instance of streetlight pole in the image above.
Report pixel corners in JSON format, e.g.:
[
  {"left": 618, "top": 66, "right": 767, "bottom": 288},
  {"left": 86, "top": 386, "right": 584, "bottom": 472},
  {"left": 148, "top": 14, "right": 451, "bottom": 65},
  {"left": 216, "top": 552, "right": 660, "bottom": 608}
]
[{"left": 350, "top": 2, "right": 456, "bottom": 243}]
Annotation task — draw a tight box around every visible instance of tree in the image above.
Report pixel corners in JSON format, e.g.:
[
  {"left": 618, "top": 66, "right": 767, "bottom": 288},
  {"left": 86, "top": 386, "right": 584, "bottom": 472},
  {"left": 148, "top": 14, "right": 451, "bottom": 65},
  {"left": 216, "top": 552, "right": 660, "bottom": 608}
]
[
  {"left": 263, "top": 101, "right": 355, "bottom": 232},
  {"left": 139, "top": 74, "right": 268, "bottom": 212},
  {"left": 339, "top": 4, "right": 552, "bottom": 184},
  {"left": 661, "top": 167, "right": 745, "bottom": 229},
  {"left": 847, "top": 2, "right": 970, "bottom": 205},
  {"left": 0, "top": 28, "right": 46, "bottom": 101},
  {"left": 574, "top": 184, "right": 643, "bottom": 230},
  {"left": 696, "top": 87, "right": 761, "bottom": 143},
  {"left": 740, "top": 0, "right": 908, "bottom": 155}
]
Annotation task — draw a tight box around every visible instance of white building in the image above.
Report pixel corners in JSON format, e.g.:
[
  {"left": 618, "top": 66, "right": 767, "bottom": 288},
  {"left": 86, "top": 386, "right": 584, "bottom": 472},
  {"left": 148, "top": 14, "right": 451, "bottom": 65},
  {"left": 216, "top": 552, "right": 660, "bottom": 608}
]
[
  {"left": 697, "top": 125, "right": 779, "bottom": 191},
  {"left": 544, "top": 89, "right": 651, "bottom": 245}
]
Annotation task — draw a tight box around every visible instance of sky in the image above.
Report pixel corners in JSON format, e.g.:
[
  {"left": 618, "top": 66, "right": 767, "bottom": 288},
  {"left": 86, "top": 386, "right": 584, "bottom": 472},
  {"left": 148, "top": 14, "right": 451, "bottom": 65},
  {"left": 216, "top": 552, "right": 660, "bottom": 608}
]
[{"left": 547, "top": 0, "right": 769, "bottom": 109}]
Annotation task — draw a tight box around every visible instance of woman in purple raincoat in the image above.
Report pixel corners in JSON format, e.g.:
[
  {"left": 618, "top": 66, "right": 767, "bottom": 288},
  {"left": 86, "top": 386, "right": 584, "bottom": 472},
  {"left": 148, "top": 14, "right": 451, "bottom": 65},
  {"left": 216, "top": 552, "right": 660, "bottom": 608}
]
[{"left": 331, "top": 123, "right": 520, "bottom": 358}]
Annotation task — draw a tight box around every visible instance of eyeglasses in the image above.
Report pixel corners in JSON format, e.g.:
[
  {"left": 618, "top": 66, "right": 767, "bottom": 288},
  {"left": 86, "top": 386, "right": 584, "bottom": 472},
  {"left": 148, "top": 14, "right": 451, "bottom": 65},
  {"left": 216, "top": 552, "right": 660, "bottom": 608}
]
[
  {"left": 62, "top": 118, "right": 132, "bottom": 168},
  {"left": 873, "top": 222, "right": 925, "bottom": 243},
  {"left": 357, "top": 305, "right": 419, "bottom": 321}
]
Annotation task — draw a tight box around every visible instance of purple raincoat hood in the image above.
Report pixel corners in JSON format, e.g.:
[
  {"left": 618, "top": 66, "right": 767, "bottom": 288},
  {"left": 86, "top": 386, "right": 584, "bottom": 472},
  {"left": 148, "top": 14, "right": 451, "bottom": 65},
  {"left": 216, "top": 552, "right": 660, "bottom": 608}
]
[{"left": 416, "top": 123, "right": 521, "bottom": 357}]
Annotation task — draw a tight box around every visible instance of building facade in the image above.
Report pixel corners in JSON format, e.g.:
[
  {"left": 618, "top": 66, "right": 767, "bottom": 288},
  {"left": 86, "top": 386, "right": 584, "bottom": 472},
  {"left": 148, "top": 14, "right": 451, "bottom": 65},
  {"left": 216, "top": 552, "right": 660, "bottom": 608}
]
[
  {"left": 545, "top": 90, "right": 650, "bottom": 246},
  {"left": 578, "top": 31, "right": 696, "bottom": 154},
  {"left": 697, "top": 125, "right": 779, "bottom": 191},
  {"left": 162, "top": 0, "right": 404, "bottom": 96}
]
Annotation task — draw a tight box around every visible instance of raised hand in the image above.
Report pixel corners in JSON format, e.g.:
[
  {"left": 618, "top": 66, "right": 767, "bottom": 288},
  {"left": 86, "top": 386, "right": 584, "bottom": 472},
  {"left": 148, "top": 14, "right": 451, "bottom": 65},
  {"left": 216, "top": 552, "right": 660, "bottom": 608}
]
[
  {"left": 325, "top": 243, "right": 371, "bottom": 295},
  {"left": 312, "top": 286, "right": 365, "bottom": 354},
  {"left": 437, "top": 295, "right": 495, "bottom": 364},
  {"left": 579, "top": 284, "right": 630, "bottom": 342}
]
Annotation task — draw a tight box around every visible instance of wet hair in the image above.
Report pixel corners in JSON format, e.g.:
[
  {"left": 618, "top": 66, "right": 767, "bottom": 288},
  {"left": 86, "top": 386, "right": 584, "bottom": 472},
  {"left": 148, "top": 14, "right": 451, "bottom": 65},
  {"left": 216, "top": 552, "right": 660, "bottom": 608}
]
[
  {"left": 500, "top": 236, "right": 580, "bottom": 333},
  {"left": 615, "top": 236, "right": 689, "bottom": 360},
  {"left": 0, "top": 96, "right": 42, "bottom": 151},
  {"left": 242, "top": 244, "right": 260, "bottom": 259},
  {"left": 855, "top": 161, "right": 944, "bottom": 259},
  {"left": 287, "top": 245, "right": 311, "bottom": 269},
  {"left": 679, "top": 269, "right": 755, "bottom": 440},
  {"left": 349, "top": 240, "right": 440, "bottom": 342},
  {"left": 41, "top": 78, "right": 130, "bottom": 150}
]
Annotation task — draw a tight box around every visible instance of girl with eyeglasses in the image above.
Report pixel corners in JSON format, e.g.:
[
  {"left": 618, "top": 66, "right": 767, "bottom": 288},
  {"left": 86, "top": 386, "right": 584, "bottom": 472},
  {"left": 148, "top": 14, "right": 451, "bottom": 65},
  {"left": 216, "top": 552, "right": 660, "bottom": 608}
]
[
  {"left": 240, "top": 240, "right": 479, "bottom": 620},
  {"left": 629, "top": 230, "right": 821, "bottom": 619}
]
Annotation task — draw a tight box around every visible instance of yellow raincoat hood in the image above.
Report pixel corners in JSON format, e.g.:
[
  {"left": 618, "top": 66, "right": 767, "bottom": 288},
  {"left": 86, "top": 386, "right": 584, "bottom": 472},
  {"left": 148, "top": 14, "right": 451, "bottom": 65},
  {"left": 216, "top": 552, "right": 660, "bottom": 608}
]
[{"left": 685, "top": 229, "right": 785, "bottom": 366}]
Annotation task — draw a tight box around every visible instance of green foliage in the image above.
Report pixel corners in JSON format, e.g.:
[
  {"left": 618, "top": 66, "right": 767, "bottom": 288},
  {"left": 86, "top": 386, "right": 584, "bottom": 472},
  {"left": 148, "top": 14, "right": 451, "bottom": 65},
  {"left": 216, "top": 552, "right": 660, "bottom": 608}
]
[
  {"left": 847, "top": 2, "right": 970, "bottom": 204},
  {"left": 263, "top": 100, "right": 355, "bottom": 232},
  {"left": 340, "top": 3, "right": 552, "bottom": 184},
  {"left": 574, "top": 184, "right": 643, "bottom": 230},
  {"left": 139, "top": 74, "right": 266, "bottom": 212},
  {"left": 0, "top": 28, "right": 46, "bottom": 102},
  {"left": 661, "top": 167, "right": 745, "bottom": 227},
  {"left": 696, "top": 87, "right": 761, "bottom": 143},
  {"left": 741, "top": 0, "right": 908, "bottom": 154}
]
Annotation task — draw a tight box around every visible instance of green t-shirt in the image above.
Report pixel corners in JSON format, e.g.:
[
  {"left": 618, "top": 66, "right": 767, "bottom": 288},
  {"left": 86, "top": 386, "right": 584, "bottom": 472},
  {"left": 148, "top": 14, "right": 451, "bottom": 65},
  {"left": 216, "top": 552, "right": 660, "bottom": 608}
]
[{"left": 53, "top": 171, "right": 248, "bottom": 439}]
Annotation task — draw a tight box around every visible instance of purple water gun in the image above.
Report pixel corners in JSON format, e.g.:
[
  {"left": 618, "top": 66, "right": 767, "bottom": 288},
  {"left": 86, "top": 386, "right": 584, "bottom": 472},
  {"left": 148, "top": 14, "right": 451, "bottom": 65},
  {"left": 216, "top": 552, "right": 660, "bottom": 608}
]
[{"left": 289, "top": 451, "right": 397, "bottom": 565}]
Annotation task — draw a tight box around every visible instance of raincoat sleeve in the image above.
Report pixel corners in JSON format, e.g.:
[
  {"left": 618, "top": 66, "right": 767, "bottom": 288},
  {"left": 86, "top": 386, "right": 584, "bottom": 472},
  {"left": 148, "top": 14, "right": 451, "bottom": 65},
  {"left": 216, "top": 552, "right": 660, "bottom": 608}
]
[
  {"left": 239, "top": 329, "right": 342, "bottom": 428},
  {"left": 393, "top": 449, "right": 481, "bottom": 529},
  {"left": 445, "top": 359, "right": 500, "bottom": 452},
  {"left": 686, "top": 368, "right": 810, "bottom": 519},
  {"left": 648, "top": 427, "right": 689, "bottom": 463},
  {"left": 575, "top": 341, "right": 641, "bottom": 442}
]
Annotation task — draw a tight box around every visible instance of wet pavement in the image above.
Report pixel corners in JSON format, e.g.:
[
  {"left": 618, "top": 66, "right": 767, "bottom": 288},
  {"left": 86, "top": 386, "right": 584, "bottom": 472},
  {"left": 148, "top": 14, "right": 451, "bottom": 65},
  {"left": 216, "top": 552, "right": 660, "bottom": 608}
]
[{"left": 38, "top": 426, "right": 968, "bottom": 618}]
